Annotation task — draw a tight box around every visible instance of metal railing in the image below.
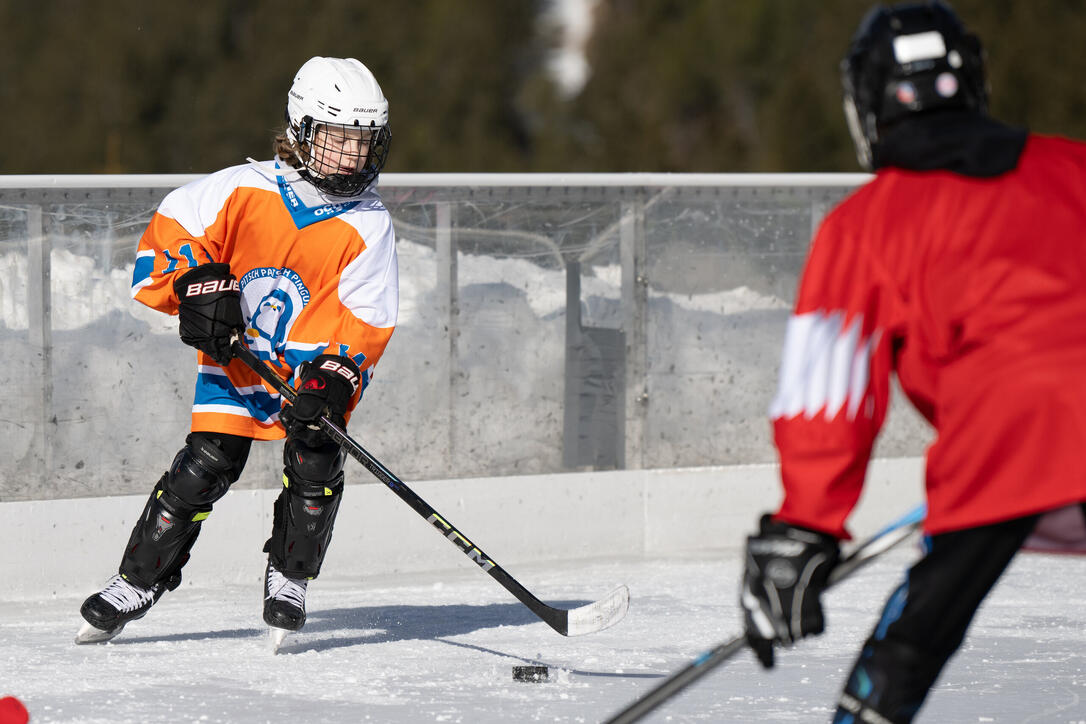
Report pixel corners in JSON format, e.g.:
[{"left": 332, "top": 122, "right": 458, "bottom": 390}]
[{"left": 0, "top": 173, "right": 931, "bottom": 502}]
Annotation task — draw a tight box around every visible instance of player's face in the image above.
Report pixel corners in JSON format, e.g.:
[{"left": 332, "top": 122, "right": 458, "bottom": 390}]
[{"left": 312, "top": 125, "right": 372, "bottom": 177}]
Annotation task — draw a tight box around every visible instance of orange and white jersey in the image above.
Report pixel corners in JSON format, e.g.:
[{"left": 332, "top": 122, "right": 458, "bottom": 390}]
[{"left": 131, "top": 159, "right": 398, "bottom": 440}]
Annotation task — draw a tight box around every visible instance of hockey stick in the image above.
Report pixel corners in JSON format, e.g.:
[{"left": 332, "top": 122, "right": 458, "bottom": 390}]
[
  {"left": 603, "top": 503, "right": 926, "bottom": 724},
  {"left": 232, "top": 341, "right": 629, "bottom": 637}
]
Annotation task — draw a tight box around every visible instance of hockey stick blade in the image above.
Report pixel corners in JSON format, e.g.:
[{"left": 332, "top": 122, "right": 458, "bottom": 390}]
[
  {"left": 232, "top": 341, "right": 630, "bottom": 637},
  {"left": 563, "top": 584, "right": 630, "bottom": 637},
  {"left": 603, "top": 504, "right": 926, "bottom": 724}
]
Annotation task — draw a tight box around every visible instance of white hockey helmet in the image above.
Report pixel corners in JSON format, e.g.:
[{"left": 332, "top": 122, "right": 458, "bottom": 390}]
[{"left": 285, "top": 57, "right": 391, "bottom": 196}]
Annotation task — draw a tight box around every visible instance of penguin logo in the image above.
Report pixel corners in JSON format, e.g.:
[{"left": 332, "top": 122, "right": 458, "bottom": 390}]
[
  {"left": 238, "top": 267, "right": 311, "bottom": 358},
  {"left": 246, "top": 289, "right": 295, "bottom": 351}
]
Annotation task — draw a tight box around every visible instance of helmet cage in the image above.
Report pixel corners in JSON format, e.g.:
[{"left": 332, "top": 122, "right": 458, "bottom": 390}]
[
  {"left": 288, "top": 115, "right": 391, "bottom": 197},
  {"left": 840, "top": 1, "right": 987, "bottom": 169}
]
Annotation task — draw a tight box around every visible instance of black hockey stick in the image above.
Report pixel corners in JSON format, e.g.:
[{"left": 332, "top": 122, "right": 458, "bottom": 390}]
[
  {"left": 603, "top": 504, "right": 926, "bottom": 724},
  {"left": 232, "top": 341, "right": 629, "bottom": 637}
]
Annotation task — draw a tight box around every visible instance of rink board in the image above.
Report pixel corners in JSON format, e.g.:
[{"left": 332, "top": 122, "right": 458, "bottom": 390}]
[{"left": 0, "top": 459, "right": 923, "bottom": 599}]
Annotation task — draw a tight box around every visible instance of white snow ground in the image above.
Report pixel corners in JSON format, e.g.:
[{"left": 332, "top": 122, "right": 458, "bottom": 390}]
[{"left": 2, "top": 545, "right": 1084, "bottom": 723}]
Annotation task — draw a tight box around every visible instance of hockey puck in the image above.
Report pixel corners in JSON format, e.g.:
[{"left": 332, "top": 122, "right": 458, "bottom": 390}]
[{"left": 512, "top": 665, "right": 549, "bottom": 682}]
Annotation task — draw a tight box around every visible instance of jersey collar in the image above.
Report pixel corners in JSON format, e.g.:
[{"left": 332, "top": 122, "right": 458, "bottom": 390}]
[{"left": 274, "top": 160, "right": 361, "bottom": 229}]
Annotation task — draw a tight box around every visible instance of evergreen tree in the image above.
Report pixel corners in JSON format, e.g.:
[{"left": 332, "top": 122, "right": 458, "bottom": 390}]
[{"left": 0, "top": 0, "right": 1084, "bottom": 173}]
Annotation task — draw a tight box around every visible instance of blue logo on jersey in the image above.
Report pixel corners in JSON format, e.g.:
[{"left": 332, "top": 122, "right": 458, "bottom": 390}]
[{"left": 240, "top": 267, "right": 311, "bottom": 360}]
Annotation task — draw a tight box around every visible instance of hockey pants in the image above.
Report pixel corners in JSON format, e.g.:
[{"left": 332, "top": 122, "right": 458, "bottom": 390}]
[{"left": 830, "top": 507, "right": 1086, "bottom": 723}]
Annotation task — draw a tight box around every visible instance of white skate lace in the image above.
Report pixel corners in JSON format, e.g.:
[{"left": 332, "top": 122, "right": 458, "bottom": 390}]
[
  {"left": 98, "top": 575, "right": 155, "bottom": 613},
  {"left": 265, "top": 565, "right": 307, "bottom": 608}
]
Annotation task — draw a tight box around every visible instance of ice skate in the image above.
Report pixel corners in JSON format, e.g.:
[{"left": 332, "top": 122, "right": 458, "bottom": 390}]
[
  {"left": 75, "top": 573, "right": 179, "bottom": 644},
  {"left": 264, "top": 562, "right": 308, "bottom": 652}
]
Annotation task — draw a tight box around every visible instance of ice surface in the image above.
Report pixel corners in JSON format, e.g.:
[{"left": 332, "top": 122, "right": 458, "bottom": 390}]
[{"left": 2, "top": 546, "right": 1083, "bottom": 723}]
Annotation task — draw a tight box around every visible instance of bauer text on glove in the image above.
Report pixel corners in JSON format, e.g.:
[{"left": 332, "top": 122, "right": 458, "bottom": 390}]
[
  {"left": 173, "top": 263, "right": 245, "bottom": 365},
  {"left": 281, "top": 355, "right": 361, "bottom": 446}
]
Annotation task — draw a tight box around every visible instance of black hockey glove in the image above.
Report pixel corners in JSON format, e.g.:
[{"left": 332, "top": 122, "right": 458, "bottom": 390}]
[
  {"left": 281, "top": 355, "right": 361, "bottom": 446},
  {"left": 174, "top": 263, "right": 244, "bottom": 365},
  {"left": 741, "top": 513, "right": 840, "bottom": 669}
]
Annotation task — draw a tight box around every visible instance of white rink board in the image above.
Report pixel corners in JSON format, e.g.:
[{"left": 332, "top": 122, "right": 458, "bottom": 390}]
[{"left": 0, "top": 459, "right": 923, "bottom": 600}]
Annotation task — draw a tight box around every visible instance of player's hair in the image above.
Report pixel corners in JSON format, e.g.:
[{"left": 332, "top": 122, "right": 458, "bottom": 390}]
[{"left": 272, "top": 130, "right": 304, "bottom": 169}]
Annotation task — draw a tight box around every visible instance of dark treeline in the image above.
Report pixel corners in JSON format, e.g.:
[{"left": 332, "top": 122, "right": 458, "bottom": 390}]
[{"left": 2, "top": 0, "right": 1084, "bottom": 174}]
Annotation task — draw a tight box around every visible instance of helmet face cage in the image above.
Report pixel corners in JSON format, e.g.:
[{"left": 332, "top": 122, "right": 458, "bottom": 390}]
[
  {"left": 290, "top": 116, "right": 391, "bottom": 197},
  {"left": 840, "top": 1, "right": 987, "bottom": 169}
]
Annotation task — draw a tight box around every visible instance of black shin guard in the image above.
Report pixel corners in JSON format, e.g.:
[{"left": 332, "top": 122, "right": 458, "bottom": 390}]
[
  {"left": 264, "top": 439, "right": 346, "bottom": 579},
  {"left": 119, "top": 484, "right": 202, "bottom": 589},
  {"left": 120, "top": 433, "right": 249, "bottom": 588}
]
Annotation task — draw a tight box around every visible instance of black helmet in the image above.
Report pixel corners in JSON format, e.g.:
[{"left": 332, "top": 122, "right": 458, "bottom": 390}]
[{"left": 841, "top": 1, "right": 987, "bottom": 169}]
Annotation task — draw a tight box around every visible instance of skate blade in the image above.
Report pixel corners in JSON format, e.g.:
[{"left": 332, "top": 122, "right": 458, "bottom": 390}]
[
  {"left": 75, "top": 620, "right": 124, "bottom": 645},
  {"left": 268, "top": 626, "right": 290, "bottom": 653}
]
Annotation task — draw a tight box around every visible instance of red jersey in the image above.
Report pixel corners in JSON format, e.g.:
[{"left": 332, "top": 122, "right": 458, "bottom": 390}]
[{"left": 771, "top": 134, "right": 1086, "bottom": 537}]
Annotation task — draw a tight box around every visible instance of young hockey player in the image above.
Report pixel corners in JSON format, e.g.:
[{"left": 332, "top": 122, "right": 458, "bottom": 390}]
[
  {"left": 739, "top": 2, "right": 1086, "bottom": 722},
  {"left": 77, "top": 56, "right": 398, "bottom": 645}
]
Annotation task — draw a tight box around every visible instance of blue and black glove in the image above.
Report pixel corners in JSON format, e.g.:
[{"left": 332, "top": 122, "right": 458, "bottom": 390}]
[{"left": 740, "top": 513, "right": 840, "bottom": 668}]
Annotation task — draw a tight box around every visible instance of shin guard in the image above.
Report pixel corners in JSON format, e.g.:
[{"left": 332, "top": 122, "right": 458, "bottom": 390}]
[
  {"left": 120, "top": 434, "right": 246, "bottom": 588},
  {"left": 264, "top": 440, "right": 345, "bottom": 579}
]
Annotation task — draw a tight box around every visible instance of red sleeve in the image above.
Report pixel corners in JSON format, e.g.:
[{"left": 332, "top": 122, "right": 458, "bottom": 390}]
[{"left": 769, "top": 204, "right": 899, "bottom": 539}]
